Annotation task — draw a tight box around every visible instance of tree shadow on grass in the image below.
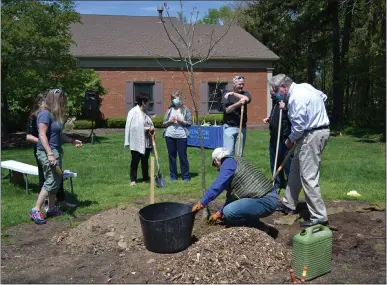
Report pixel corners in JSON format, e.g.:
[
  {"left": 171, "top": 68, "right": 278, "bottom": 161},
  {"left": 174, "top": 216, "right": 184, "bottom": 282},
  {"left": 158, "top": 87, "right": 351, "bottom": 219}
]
[{"left": 331, "top": 127, "right": 385, "bottom": 143}]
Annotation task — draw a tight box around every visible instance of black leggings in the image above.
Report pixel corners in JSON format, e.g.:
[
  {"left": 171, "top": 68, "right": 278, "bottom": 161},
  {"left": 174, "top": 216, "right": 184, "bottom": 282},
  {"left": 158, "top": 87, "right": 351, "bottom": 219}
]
[
  {"left": 34, "top": 151, "right": 65, "bottom": 202},
  {"left": 130, "top": 149, "right": 151, "bottom": 182}
]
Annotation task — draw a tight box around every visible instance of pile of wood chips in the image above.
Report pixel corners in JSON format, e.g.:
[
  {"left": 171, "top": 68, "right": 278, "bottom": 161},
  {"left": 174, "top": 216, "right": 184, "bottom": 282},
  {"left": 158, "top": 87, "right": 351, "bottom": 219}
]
[{"left": 158, "top": 227, "right": 291, "bottom": 284}]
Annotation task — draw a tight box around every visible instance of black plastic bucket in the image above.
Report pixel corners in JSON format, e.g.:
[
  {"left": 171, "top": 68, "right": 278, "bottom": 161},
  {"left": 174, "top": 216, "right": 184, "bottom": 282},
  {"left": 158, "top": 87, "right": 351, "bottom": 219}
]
[{"left": 138, "top": 202, "right": 195, "bottom": 253}]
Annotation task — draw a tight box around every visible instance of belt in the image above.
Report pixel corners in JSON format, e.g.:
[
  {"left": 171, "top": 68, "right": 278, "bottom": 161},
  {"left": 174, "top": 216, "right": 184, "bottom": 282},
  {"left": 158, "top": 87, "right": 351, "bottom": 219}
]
[{"left": 308, "top": 125, "right": 330, "bottom": 131}]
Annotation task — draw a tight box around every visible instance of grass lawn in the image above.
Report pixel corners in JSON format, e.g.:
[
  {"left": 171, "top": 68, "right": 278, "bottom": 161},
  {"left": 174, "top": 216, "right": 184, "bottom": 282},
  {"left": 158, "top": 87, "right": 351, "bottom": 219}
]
[{"left": 1, "top": 130, "right": 385, "bottom": 228}]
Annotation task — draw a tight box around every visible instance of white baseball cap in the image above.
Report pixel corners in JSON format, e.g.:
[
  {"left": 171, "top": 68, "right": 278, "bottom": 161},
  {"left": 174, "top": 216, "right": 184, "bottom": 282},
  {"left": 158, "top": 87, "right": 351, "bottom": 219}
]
[{"left": 211, "top": 147, "right": 230, "bottom": 165}]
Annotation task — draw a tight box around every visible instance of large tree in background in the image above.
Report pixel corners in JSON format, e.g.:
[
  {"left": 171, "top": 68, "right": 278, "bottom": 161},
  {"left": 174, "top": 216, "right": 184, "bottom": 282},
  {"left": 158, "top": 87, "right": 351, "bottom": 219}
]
[
  {"left": 223, "top": 0, "right": 385, "bottom": 133},
  {"left": 1, "top": 0, "right": 105, "bottom": 132}
]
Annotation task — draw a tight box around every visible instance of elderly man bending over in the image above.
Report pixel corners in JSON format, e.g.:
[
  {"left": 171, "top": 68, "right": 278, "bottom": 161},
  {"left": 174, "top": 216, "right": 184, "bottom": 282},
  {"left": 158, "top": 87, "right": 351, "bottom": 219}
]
[{"left": 192, "top": 147, "right": 277, "bottom": 229}]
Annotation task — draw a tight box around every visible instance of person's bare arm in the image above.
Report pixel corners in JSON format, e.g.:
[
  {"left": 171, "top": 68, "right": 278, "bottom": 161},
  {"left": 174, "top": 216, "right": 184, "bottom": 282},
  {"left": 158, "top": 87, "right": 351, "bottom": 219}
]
[
  {"left": 39, "top": 123, "right": 56, "bottom": 165},
  {"left": 61, "top": 133, "right": 83, "bottom": 147},
  {"left": 26, "top": 134, "right": 39, "bottom": 144},
  {"left": 225, "top": 101, "right": 244, "bottom": 113},
  {"left": 226, "top": 92, "right": 249, "bottom": 102}
]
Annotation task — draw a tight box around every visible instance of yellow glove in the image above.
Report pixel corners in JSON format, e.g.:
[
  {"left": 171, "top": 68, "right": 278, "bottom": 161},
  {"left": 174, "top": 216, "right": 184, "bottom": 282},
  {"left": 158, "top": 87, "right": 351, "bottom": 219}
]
[
  {"left": 192, "top": 201, "right": 204, "bottom": 212},
  {"left": 208, "top": 211, "right": 224, "bottom": 225}
]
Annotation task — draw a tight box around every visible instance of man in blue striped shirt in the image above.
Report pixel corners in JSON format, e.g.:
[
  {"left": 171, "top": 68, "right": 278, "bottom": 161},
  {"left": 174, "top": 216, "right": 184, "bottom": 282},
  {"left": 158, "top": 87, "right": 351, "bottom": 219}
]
[{"left": 270, "top": 74, "right": 330, "bottom": 228}]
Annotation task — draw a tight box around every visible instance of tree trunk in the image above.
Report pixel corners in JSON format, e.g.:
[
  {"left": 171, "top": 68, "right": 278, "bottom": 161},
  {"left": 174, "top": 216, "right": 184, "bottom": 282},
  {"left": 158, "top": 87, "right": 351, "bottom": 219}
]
[
  {"left": 340, "top": 0, "right": 354, "bottom": 124},
  {"left": 329, "top": 0, "right": 343, "bottom": 127},
  {"left": 1, "top": 63, "right": 9, "bottom": 134}
]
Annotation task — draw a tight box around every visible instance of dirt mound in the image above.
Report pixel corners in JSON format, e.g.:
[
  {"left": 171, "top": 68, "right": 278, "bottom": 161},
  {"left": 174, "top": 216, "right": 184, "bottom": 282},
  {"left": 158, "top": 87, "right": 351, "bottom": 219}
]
[
  {"left": 56, "top": 205, "right": 145, "bottom": 254},
  {"left": 158, "top": 227, "right": 291, "bottom": 284}
]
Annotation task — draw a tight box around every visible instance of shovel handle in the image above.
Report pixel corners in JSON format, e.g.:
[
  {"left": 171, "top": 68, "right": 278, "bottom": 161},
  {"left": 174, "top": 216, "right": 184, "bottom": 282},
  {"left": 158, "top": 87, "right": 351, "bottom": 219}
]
[
  {"left": 151, "top": 134, "right": 159, "bottom": 161},
  {"left": 237, "top": 104, "right": 245, "bottom": 157},
  {"left": 272, "top": 144, "right": 296, "bottom": 182},
  {"left": 151, "top": 133, "right": 161, "bottom": 171}
]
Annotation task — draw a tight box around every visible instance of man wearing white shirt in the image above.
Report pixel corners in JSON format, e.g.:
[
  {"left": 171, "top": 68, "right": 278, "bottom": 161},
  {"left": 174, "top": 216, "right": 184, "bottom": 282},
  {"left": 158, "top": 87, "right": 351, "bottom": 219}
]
[{"left": 270, "top": 74, "right": 330, "bottom": 228}]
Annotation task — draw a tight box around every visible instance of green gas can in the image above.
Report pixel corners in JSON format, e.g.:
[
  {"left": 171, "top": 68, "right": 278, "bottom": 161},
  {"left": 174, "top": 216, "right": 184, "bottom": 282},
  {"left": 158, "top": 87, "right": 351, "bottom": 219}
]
[{"left": 292, "top": 224, "right": 333, "bottom": 281}]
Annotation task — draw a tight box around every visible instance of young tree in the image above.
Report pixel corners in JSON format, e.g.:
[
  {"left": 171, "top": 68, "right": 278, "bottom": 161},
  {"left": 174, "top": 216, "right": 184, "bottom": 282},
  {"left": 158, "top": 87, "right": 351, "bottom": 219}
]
[{"left": 150, "top": 1, "right": 240, "bottom": 219}]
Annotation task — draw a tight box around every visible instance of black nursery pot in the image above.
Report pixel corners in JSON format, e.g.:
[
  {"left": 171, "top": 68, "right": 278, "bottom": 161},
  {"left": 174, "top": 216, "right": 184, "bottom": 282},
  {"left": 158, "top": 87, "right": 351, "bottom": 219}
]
[{"left": 138, "top": 202, "right": 196, "bottom": 254}]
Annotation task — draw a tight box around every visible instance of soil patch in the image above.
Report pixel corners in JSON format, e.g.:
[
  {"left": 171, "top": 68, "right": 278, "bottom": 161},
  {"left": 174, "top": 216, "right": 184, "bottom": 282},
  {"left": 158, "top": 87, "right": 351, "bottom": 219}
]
[
  {"left": 58, "top": 205, "right": 145, "bottom": 255},
  {"left": 1, "top": 200, "right": 386, "bottom": 284}
]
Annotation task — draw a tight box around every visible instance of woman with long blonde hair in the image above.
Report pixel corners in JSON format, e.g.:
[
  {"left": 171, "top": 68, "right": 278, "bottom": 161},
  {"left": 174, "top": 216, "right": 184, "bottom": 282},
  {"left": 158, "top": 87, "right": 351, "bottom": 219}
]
[{"left": 29, "top": 89, "right": 82, "bottom": 225}]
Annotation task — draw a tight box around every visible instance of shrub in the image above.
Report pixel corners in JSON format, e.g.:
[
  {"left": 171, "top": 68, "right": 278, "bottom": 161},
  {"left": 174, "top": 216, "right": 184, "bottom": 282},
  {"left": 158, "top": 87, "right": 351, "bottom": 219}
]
[
  {"left": 73, "top": 119, "right": 93, "bottom": 129},
  {"left": 64, "top": 121, "right": 75, "bottom": 131},
  {"left": 152, "top": 115, "right": 165, "bottom": 128},
  {"left": 106, "top": 117, "right": 126, "bottom": 128},
  {"left": 192, "top": 114, "right": 223, "bottom": 125}
]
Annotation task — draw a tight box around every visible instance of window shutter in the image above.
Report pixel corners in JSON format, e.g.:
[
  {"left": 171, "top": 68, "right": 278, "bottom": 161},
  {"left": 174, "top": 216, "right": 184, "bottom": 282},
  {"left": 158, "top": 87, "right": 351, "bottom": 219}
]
[
  {"left": 199, "top": 82, "right": 209, "bottom": 115},
  {"left": 154, "top": 82, "right": 164, "bottom": 115},
  {"left": 125, "top": 81, "right": 134, "bottom": 114},
  {"left": 226, "top": 82, "right": 233, "bottom": 92}
]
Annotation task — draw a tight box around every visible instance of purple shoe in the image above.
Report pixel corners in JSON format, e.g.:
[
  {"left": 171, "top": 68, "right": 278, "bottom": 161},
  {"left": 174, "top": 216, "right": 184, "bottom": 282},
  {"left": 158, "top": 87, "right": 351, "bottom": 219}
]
[
  {"left": 29, "top": 209, "right": 47, "bottom": 224},
  {"left": 46, "top": 206, "right": 63, "bottom": 218}
]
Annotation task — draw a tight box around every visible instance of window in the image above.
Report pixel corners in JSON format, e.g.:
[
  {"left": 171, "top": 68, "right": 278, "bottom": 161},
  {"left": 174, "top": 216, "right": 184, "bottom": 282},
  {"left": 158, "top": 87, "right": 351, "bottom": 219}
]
[
  {"left": 208, "top": 82, "right": 228, "bottom": 112},
  {"left": 133, "top": 83, "right": 154, "bottom": 112}
]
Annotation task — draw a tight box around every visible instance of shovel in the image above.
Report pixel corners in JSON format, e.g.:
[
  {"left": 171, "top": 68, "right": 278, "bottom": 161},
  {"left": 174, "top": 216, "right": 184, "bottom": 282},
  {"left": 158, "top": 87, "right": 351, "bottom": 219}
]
[
  {"left": 151, "top": 133, "right": 166, "bottom": 188},
  {"left": 271, "top": 144, "right": 296, "bottom": 186},
  {"left": 236, "top": 104, "right": 245, "bottom": 157}
]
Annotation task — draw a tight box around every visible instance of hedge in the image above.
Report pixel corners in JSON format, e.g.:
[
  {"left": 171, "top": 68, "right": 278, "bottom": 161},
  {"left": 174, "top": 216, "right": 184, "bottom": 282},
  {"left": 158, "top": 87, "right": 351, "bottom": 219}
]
[
  {"left": 73, "top": 120, "right": 94, "bottom": 129},
  {"left": 106, "top": 117, "right": 126, "bottom": 128},
  {"left": 73, "top": 113, "right": 224, "bottom": 130}
]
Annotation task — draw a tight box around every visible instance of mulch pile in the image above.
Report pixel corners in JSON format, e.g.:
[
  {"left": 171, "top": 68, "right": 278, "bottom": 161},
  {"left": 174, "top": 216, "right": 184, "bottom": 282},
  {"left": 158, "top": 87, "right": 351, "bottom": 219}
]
[{"left": 157, "top": 227, "right": 291, "bottom": 284}]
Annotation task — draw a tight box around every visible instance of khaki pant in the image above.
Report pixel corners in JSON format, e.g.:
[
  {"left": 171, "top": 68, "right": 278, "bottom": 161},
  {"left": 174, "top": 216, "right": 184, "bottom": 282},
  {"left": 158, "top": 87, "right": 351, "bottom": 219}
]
[
  {"left": 282, "top": 129, "right": 330, "bottom": 222},
  {"left": 36, "top": 148, "right": 62, "bottom": 192}
]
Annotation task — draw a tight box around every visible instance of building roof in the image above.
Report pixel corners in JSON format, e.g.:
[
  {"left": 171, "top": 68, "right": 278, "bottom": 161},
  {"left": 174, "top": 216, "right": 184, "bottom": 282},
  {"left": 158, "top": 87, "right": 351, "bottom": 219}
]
[{"left": 70, "top": 14, "right": 279, "bottom": 61}]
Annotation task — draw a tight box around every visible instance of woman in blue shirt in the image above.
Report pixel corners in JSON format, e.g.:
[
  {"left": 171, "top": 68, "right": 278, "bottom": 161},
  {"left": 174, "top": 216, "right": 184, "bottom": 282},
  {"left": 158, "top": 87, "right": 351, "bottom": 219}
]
[
  {"left": 29, "top": 89, "right": 82, "bottom": 225},
  {"left": 163, "top": 92, "right": 192, "bottom": 182}
]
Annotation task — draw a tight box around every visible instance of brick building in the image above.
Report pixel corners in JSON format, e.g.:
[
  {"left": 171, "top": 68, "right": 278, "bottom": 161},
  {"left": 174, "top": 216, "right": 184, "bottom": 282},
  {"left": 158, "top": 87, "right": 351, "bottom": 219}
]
[{"left": 70, "top": 15, "right": 279, "bottom": 127}]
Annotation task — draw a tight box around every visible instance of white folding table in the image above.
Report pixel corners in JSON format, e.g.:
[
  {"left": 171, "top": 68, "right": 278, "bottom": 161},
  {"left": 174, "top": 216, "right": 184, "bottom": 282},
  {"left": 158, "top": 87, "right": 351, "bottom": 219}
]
[{"left": 1, "top": 160, "right": 77, "bottom": 194}]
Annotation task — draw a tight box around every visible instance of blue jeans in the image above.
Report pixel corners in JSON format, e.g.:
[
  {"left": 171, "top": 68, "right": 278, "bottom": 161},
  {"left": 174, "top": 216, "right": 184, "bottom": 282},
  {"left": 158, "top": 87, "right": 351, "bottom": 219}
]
[
  {"left": 270, "top": 136, "right": 292, "bottom": 190},
  {"left": 165, "top": 137, "right": 190, "bottom": 180},
  {"left": 223, "top": 124, "right": 247, "bottom": 156},
  {"left": 222, "top": 190, "right": 278, "bottom": 227}
]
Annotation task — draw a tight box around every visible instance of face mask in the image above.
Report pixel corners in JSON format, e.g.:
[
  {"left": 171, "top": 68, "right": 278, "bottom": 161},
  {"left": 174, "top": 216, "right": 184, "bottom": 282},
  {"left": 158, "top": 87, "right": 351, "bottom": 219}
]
[
  {"left": 275, "top": 92, "right": 284, "bottom": 102},
  {"left": 172, "top": 98, "right": 181, "bottom": 106}
]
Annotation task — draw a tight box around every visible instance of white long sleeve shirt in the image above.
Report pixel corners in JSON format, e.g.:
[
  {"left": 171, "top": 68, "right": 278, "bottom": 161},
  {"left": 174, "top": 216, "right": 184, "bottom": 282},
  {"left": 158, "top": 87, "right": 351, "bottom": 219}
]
[{"left": 287, "top": 82, "right": 330, "bottom": 142}]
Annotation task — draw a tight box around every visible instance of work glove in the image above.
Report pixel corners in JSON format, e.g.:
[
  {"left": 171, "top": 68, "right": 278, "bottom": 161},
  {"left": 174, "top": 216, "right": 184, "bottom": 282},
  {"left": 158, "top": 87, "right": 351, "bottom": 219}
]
[
  {"left": 208, "top": 211, "right": 224, "bottom": 225},
  {"left": 192, "top": 201, "right": 204, "bottom": 212}
]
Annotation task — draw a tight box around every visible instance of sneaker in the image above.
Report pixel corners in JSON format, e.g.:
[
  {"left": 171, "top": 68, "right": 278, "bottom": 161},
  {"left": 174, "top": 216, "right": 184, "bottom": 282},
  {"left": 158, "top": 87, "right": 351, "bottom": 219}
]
[
  {"left": 170, "top": 178, "right": 177, "bottom": 182},
  {"left": 46, "top": 206, "right": 63, "bottom": 218},
  {"left": 183, "top": 179, "right": 191, "bottom": 183},
  {"left": 59, "top": 201, "right": 77, "bottom": 208},
  {"left": 29, "top": 209, "right": 47, "bottom": 224}
]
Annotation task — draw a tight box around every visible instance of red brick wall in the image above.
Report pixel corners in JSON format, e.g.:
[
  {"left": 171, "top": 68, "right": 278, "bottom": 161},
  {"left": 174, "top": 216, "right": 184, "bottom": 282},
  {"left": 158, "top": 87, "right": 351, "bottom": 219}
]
[{"left": 95, "top": 69, "right": 267, "bottom": 126}]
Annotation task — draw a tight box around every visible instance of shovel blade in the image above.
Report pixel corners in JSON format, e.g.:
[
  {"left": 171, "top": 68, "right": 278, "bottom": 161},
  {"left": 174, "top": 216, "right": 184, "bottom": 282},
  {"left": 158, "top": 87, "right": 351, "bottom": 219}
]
[{"left": 155, "top": 172, "right": 166, "bottom": 188}]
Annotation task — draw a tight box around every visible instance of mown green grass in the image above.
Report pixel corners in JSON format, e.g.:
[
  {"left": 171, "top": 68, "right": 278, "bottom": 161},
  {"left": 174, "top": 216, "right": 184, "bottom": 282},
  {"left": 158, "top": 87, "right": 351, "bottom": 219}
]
[{"left": 1, "top": 130, "right": 385, "bottom": 228}]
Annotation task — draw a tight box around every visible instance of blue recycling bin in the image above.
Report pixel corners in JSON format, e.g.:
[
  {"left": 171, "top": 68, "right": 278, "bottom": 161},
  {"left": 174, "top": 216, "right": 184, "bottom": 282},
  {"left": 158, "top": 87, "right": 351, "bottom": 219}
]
[{"left": 187, "top": 125, "right": 223, "bottom": 149}]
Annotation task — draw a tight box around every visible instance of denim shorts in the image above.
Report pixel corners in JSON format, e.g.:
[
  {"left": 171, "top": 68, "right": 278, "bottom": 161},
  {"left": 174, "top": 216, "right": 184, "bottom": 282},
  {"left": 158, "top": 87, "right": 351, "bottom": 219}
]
[{"left": 36, "top": 148, "right": 62, "bottom": 192}]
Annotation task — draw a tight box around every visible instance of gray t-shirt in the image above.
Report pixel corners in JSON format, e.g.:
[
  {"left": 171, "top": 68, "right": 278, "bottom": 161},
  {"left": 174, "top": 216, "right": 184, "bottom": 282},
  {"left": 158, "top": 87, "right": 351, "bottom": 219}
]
[
  {"left": 36, "top": 109, "right": 62, "bottom": 151},
  {"left": 165, "top": 108, "right": 188, "bottom": 139}
]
